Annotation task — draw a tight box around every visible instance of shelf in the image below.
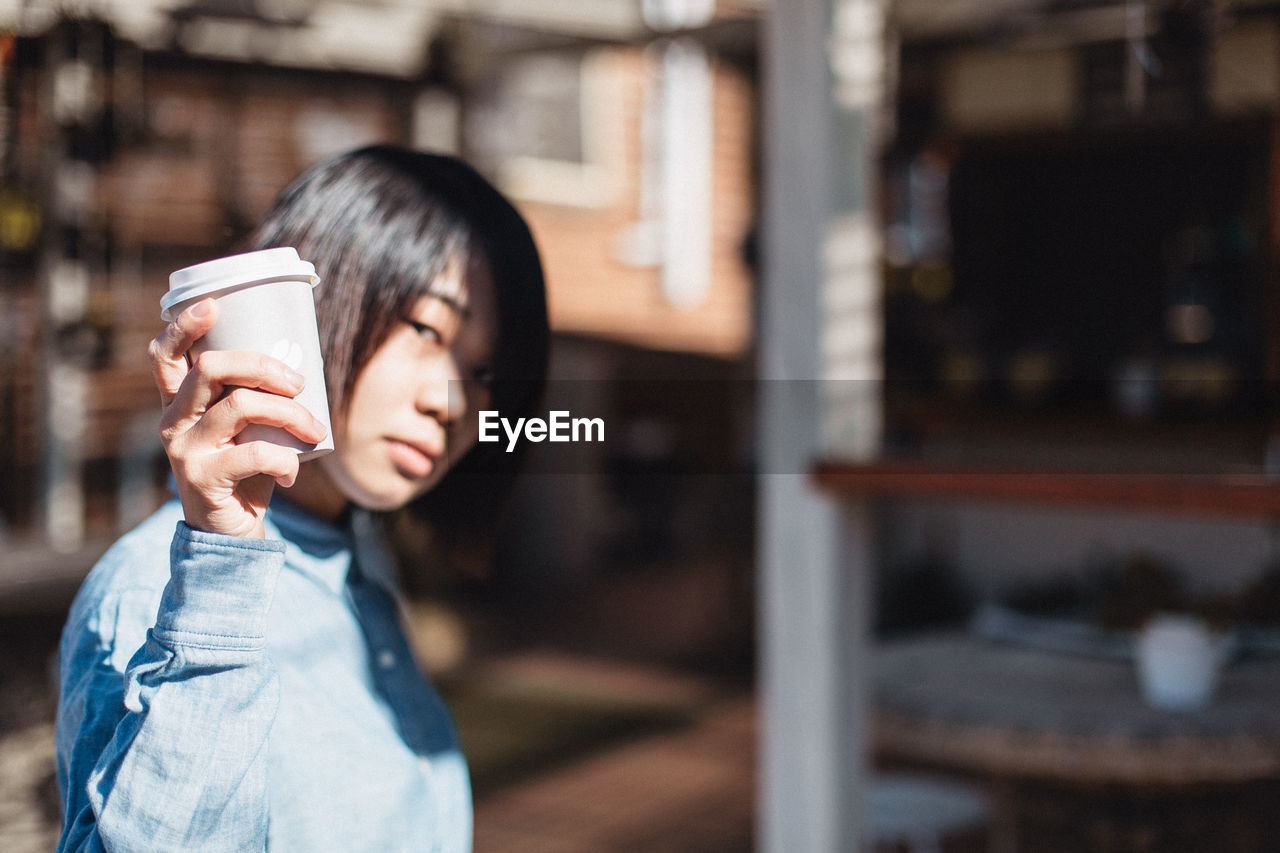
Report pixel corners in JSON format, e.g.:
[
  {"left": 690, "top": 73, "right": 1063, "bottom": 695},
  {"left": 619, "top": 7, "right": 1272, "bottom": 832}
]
[{"left": 812, "top": 460, "right": 1280, "bottom": 520}]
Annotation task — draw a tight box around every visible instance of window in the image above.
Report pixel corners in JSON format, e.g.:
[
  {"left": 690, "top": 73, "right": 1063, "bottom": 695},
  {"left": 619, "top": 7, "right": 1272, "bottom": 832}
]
[{"left": 465, "top": 48, "right": 621, "bottom": 208}]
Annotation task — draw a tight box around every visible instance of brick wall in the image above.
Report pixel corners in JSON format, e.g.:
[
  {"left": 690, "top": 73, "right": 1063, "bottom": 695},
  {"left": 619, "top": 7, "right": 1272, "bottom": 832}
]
[
  {"left": 517, "top": 46, "right": 756, "bottom": 359},
  {"left": 81, "top": 65, "right": 406, "bottom": 472},
  {"left": 4, "top": 59, "right": 410, "bottom": 535},
  {"left": 5, "top": 36, "right": 760, "bottom": 536}
]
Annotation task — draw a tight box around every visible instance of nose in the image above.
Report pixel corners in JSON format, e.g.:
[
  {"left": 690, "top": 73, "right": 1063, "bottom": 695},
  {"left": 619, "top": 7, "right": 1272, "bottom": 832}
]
[{"left": 416, "top": 358, "right": 466, "bottom": 426}]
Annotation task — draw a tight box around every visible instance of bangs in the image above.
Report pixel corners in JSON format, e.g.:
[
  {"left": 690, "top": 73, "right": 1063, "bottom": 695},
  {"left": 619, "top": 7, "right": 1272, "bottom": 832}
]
[
  {"left": 246, "top": 153, "right": 475, "bottom": 413},
  {"left": 241, "top": 144, "right": 548, "bottom": 550},
  {"left": 418, "top": 234, "right": 479, "bottom": 314}
]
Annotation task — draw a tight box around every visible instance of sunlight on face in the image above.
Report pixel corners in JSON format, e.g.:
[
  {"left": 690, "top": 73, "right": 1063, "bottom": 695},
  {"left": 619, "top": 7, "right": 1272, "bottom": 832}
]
[{"left": 299, "top": 254, "right": 497, "bottom": 515}]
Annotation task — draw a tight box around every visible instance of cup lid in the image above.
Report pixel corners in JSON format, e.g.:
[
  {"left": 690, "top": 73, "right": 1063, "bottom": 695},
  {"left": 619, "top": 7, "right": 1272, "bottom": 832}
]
[{"left": 161, "top": 247, "right": 320, "bottom": 321}]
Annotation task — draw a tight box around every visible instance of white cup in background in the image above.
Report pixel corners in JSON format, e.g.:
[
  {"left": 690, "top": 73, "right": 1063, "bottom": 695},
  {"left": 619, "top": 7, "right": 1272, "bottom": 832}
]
[
  {"left": 1134, "top": 614, "right": 1226, "bottom": 711},
  {"left": 162, "top": 248, "right": 333, "bottom": 461}
]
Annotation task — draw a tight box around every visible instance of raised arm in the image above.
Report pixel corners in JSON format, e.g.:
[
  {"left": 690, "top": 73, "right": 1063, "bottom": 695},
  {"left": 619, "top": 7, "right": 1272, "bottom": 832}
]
[
  {"left": 56, "top": 298, "right": 328, "bottom": 850},
  {"left": 56, "top": 524, "right": 285, "bottom": 852}
]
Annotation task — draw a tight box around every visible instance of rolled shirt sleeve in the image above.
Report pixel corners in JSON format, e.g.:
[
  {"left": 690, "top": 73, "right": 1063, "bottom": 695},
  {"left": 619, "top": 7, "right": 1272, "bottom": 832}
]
[{"left": 57, "top": 522, "right": 285, "bottom": 853}]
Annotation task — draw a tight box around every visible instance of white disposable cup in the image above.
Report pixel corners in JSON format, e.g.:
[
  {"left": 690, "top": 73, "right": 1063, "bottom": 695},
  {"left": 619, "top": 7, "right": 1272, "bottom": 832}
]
[
  {"left": 1134, "top": 614, "right": 1225, "bottom": 711},
  {"left": 161, "top": 248, "right": 334, "bottom": 461}
]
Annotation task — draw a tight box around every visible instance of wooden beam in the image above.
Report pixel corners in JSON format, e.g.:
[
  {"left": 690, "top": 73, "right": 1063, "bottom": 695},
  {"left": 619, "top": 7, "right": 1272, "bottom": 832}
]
[{"left": 813, "top": 459, "right": 1280, "bottom": 519}]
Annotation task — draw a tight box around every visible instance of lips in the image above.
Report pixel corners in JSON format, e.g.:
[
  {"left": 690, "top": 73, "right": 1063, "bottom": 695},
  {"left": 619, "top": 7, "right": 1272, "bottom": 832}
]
[{"left": 385, "top": 437, "right": 442, "bottom": 479}]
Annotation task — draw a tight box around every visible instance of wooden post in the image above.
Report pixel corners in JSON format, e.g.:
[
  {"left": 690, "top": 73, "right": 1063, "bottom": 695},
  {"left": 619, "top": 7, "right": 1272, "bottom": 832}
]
[{"left": 757, "top": 0, "right": 887, "bottom": 850}]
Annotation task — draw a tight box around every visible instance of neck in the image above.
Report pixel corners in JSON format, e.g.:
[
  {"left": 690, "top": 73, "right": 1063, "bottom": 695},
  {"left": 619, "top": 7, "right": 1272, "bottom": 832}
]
[{"left": 277, "top": 460, "right": 350, "bottom": 522}]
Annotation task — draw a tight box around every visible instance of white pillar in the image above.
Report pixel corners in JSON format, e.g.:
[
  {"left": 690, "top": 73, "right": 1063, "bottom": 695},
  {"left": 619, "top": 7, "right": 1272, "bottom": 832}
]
[{"left": 757, "top": 0, "right": 887, "bottom": 850}]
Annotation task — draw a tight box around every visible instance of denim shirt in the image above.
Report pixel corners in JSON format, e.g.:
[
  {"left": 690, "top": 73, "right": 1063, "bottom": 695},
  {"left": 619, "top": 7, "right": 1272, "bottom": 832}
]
[{"left": 55, "top": 497, "right": 472, "bottom": 852}]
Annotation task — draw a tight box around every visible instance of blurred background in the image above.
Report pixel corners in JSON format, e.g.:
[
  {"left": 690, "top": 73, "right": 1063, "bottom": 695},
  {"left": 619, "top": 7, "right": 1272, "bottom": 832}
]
[{"left": 5, "top": 0, "right": 1280, "bottom": 851}]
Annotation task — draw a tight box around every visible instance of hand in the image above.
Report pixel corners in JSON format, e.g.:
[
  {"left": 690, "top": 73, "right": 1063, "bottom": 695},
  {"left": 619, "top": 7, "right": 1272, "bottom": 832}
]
[{"left": 149, "top": 298, "right": 329, "bottom": 539}]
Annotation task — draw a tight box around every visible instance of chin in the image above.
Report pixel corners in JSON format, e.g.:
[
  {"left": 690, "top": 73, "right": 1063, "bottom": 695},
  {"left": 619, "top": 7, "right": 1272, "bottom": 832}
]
[
  {"left": 354, "top": 493, "right": 410, "bottom": 513},
  {"left": 354, "top": 473, "right": 447, "bottom": 513}
]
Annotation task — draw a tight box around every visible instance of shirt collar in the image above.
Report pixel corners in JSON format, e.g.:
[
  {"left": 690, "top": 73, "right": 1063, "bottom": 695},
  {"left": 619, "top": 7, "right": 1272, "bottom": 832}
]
[
  {"left": 264, "top": 499, "right": 403, "bottom": 600},
  {"left": 349, "top": 508, "right": 402, "bottom": 598},
  {"left": 264, "top": 497, "right": 356, "bottom": 596}
]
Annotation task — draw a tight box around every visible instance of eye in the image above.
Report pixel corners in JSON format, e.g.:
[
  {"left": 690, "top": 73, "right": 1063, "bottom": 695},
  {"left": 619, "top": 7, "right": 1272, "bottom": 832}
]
[{"left": 407, "top": 319, "right": 443, "bottom": 345}]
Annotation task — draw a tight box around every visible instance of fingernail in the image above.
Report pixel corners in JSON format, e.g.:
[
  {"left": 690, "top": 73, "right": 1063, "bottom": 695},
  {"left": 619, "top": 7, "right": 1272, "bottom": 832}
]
[
  {"left": 285, "top": 368, "right": 305, "bottom": 388},
  {"left": 189, "top": 299, "right": 211, "bottom": 319},
  {"left": 313, "top": 416, "right": 328, "bottom": 438}
]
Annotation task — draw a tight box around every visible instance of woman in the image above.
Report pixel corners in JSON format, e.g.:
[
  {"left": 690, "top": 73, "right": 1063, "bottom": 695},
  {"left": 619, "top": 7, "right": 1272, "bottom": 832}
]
[{"left": 54, "top": 146, "right": 549, "bottom": 852}]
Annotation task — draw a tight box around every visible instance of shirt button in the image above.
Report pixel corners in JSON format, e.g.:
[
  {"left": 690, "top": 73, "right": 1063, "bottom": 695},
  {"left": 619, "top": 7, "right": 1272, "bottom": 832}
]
[{"left": 377, "top": 650, "right": 396, "bottom": 670}]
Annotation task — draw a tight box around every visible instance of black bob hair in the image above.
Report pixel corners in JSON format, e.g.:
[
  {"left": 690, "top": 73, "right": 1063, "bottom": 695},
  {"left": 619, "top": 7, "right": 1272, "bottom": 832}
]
[{"left": 243, "top": 145, "right": 549, "bottom": 544}]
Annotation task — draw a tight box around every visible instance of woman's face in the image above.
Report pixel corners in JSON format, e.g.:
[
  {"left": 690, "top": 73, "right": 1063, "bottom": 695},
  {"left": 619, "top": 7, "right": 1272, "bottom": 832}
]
[{"left": 294, "top": 253, "right": 497, "bottom": 515}]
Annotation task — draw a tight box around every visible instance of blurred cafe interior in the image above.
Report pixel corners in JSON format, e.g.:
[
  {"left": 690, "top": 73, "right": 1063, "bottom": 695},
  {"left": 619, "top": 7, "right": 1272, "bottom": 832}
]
[{"left": 5, "top": 0, "right": 1280, "bottom": 851}]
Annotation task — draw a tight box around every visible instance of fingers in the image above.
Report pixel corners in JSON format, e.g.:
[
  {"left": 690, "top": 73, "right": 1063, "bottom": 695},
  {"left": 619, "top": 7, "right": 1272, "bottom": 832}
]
[
  {"left": 151, "top": 299, "right": 328, "bottom": 538},
  {"left": 167, "top": 349, "right": 308, "bottom": 426},
  {"left": 170, "top": 444, "right": 299, "bottom": 537},
  {"left": 184, "top": 386, "right": 327, "bottom": 449},
  {"left": 149, "top": 299, "right": 218, "bottom": 406},
  {"left": 208, "top": 441, "right": 303, "bottom": 489}
]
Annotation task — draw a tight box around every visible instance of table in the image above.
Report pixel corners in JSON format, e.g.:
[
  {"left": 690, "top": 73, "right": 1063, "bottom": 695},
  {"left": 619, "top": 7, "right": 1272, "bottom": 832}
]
[
  {"left": 874, "top": 634, "right": 1280, "bottom": 786},
  {"left": 874, "top": 635, "right": 1280, "bottom": 852}
]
